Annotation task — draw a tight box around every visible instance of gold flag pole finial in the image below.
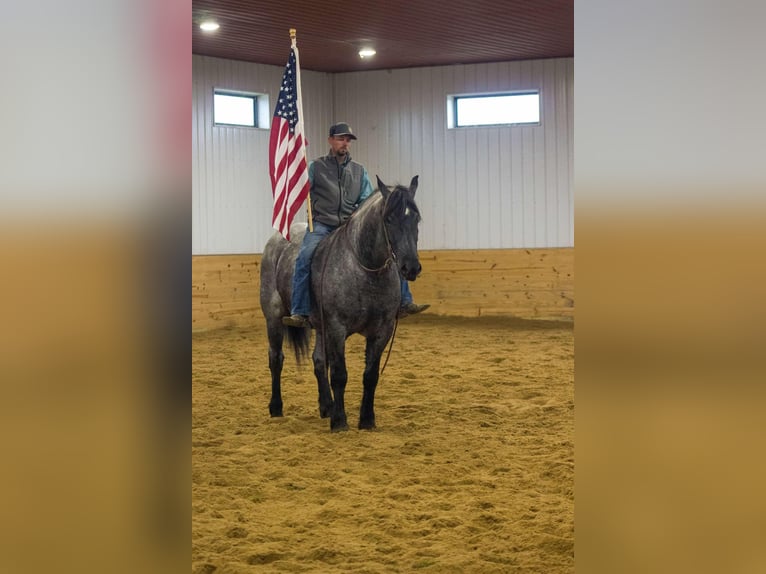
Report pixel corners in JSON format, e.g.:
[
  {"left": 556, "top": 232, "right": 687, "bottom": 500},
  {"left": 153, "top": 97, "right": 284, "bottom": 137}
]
[{"left": 289, "top": 28, "right": 296, "bottom": 40}]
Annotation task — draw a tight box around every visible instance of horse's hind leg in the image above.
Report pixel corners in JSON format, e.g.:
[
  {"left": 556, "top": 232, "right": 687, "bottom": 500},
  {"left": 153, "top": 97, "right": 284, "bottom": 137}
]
[
  {"left": 267, "top": 321, "right": 285, "bottom": 417},
  {"left": 359, "top": 333, "right": 391, "bottom": 430},
  {"left": 311, "top": 333, "right": 334, "bottom": 419}
]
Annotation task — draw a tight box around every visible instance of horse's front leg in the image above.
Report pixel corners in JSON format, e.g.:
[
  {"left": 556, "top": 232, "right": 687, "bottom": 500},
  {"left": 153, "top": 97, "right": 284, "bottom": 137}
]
[
  {"left": 267, "top": 321, "right": 284, "bottom": 417},
  {"left": 311, "top": 328, "right": 334, "bottom": 419},
  {"left": 323, "top": 329, "right": 349, "bottom": 432},
  {"left": 359, "top": 331, "right": 392, "bottom": 430}
]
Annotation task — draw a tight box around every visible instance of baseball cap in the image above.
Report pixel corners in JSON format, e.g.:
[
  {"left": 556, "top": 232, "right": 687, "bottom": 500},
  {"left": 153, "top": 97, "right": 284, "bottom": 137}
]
[{"left": 328, "top": 122, "right": 357, "bottom": 140}]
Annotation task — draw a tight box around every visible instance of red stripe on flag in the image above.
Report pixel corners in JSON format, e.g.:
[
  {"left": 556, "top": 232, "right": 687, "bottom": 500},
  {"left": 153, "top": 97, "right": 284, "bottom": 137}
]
[{"left": 268, "top": 46, "right": 310, "bottom": 241}]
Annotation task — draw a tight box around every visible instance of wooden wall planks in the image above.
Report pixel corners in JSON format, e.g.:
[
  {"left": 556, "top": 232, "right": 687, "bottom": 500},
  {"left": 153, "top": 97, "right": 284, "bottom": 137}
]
[
  {"left": 192, "top": 248, "right": 573, "bottom": 332},
  {"left": 412, "top": 248, "right": 574, "bottom": 319},
  {"left": 192, "top": 254, "right": 262, "bottom": 332}
]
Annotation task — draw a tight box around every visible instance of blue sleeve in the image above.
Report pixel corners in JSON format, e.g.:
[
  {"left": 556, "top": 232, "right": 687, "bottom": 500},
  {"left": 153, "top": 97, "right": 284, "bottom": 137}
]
[
  {"left": 308, "top": 160, "right": 315, "bottom": 185},
  {"left": 359, "top": 168, "right": 374, "bottom": 203}
]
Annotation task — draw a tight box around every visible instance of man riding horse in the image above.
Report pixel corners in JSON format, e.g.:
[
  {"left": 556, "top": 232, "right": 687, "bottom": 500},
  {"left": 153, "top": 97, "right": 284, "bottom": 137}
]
[{"left": 282, "top": 122, "right": 429, "bottom": 328}]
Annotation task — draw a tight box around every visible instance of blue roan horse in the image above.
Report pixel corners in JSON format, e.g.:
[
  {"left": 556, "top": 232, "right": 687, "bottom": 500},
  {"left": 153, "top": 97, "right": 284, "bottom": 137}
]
[{"left": 259, "top": 176, "right": 422, "bottom": 431}]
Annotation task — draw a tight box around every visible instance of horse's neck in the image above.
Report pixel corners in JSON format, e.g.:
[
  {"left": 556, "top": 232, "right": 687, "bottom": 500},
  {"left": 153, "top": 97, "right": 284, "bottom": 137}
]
[{"left": 348, "top": 200, "right": 389, "bottom": 268}]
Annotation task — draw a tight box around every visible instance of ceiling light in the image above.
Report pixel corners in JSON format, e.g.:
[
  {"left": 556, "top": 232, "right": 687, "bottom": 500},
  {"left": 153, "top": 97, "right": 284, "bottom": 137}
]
[
  {"left": 358, "top": 48, "right": 376, "bottom": 59},
  {"left": 200, "top": 20, "right": 220, "bottom": 32}
]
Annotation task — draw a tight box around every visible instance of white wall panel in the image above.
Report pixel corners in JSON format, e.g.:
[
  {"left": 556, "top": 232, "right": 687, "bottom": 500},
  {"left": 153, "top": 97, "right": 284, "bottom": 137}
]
[
  {"left": 192, "top": 55, "right": 572, "bottom": 254},
  {"left": 333, "top": 57, "right": 573, "bottom": 249},
  {"left": 192, "top": 55, "right": 333, "bottom": 254}
]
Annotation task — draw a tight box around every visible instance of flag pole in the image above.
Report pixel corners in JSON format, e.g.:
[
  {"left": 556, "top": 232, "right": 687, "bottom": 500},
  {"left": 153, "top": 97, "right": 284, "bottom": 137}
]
[{"left": 291, "top": 28, "right": 313, "bottom": 232}]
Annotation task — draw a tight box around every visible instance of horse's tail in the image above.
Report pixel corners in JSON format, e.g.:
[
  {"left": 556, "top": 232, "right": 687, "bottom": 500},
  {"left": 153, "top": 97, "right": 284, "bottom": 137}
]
[{"left": 285, "top": 324, "right": 311, "bottom": 365}]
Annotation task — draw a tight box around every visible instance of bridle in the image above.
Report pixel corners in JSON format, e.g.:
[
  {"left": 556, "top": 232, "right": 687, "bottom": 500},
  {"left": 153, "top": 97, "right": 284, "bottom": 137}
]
[
  {"left": 341, "top": 192, "right": 397, "bottom": 274},
  {"left": 316, "top": 189, "right": 409, "bottom": 377}
]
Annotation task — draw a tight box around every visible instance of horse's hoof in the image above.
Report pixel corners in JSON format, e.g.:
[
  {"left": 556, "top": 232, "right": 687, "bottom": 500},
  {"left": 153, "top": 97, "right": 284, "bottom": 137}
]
[
  {"left": 331, "top": 421, "right": 349, "bottom": 432},
  {"left": 319, "top": 404, "right": 333, "bottom": 418},
  {"left": 269, "top": 405, "right": 283, "bottom": 417},
  {"left": 358, "top": 420, "right": 376, "bottom": 430}
]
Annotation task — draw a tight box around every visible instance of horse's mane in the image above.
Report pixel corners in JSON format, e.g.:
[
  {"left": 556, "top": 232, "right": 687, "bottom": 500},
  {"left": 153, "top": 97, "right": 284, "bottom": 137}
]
[{"left": 354, "top": 184, "right": 420, "bottom": 222}]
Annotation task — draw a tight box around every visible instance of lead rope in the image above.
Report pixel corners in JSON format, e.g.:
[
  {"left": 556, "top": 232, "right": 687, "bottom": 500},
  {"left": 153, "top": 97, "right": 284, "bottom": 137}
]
[
  {"left": 373, "top": 194, "right": 399, "bottom": 377},
  {"left": 369, "top": 195, "right": 400, "bottom": 377},
  {"left": 379, "top": 304, "right": 400, "bottom": 377}
]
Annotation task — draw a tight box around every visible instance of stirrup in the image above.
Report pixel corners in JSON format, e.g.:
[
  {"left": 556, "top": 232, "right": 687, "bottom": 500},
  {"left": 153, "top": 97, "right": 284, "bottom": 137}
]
[{"left": 282, "top": 314, "right": 309, "bottom": 328}]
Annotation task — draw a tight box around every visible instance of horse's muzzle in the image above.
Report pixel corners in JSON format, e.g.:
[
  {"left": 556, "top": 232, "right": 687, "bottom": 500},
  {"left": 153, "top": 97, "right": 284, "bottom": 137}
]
[{"left": 401, "top": 261, "right": 421, "bottom": 281}]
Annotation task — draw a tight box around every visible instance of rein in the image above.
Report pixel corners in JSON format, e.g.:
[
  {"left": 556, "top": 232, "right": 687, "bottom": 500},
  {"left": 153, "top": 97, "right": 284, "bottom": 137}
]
[
  {"left": 343, "top": 193, "right": 400, "bottom": 375},
  {"left": 380, "top": 311, "right": 399, "bottom": 377},
  {"left": 341, "top": 194, "right": 396, "bottom": 274},
  {"left": 315, "top": 192, "right": 401, "bottom": 379}
]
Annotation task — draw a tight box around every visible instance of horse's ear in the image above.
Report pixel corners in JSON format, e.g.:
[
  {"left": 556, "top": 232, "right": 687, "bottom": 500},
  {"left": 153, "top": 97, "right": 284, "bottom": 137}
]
[
  {"left": 409, "top": 175, "right": 419, "bottom": 196},
  {"left": 376, "top": 175, "right": 390, "bottom": 199}
]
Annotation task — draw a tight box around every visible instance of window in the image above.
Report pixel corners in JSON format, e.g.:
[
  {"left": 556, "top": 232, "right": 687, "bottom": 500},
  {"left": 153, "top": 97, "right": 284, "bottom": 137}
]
[
  {"left": 214, "top": 89, "right": 269, "bottom": 128},
  {"left": 448, "top": 91, "right": 540, "bottom": 128}
]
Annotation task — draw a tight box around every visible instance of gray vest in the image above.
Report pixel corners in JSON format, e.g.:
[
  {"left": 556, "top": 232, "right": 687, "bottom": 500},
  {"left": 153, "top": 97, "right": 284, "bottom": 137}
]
[{"left": 310, "top": 154, "right": 366, "bottom": 227}]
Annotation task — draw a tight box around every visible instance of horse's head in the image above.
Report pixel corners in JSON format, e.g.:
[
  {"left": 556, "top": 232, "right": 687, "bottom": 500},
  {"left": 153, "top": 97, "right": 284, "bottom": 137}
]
[{"left": 377, "top": 175, "right": 422, "bottom": 282}]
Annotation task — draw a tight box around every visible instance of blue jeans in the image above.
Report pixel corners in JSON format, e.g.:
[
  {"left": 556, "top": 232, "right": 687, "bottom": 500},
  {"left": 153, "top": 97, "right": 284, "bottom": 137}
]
[
  {"left": 291, "top": 222, "right": 334, "bottom": 316},
  {"left": 400, "top": 277, "right": 413, "bottom": 306},
  {"left": 290, "top": 221, "right": 415, "bottom": 316}
]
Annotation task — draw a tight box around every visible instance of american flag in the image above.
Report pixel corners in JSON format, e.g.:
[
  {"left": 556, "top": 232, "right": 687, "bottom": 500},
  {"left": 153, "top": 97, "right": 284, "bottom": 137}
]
[{"left": 268, "top": 42, "right": 310, "bottom": 240}]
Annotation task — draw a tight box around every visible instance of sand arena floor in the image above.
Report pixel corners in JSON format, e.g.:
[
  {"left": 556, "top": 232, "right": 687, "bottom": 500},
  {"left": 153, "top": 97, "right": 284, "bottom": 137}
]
[{"left": 193, "top": 314, "right": 574, "bottom": 573}]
